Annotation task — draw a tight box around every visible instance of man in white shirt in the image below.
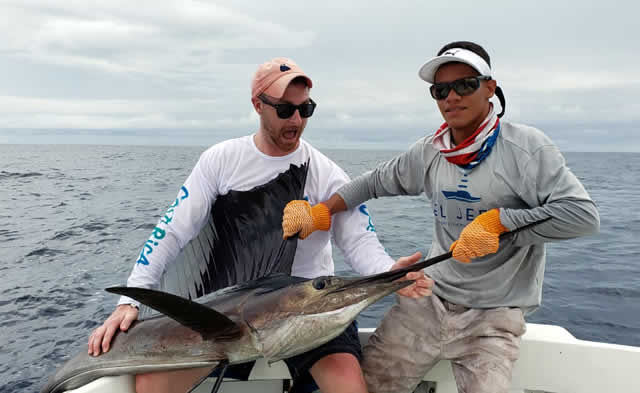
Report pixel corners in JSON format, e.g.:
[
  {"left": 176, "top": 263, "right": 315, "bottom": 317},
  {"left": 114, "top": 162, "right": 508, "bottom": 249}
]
[{"left": 87, "top": 57, "right": 433, "bottom": 393}]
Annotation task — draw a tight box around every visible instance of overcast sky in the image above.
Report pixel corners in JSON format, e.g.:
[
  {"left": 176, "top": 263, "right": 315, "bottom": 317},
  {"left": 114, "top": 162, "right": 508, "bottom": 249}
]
[{"left": 0, "top": 0, "right": 638, "bottom": 151}]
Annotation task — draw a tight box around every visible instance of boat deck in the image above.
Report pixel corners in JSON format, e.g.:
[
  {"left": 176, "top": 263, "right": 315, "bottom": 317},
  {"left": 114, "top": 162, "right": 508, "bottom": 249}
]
[{"left": 67, "top": 323, "right": 640, "bottom": 393}]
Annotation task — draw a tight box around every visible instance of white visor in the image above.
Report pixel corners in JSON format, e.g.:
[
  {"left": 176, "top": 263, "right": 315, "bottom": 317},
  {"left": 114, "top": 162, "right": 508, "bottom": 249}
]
[{"left": 418, "top": 48, "right": 492, "bottom": 84}]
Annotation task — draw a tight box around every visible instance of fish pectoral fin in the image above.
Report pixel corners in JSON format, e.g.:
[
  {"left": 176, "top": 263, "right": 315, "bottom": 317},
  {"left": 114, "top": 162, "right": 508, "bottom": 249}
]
[{"left": 106, "top": 287, "right": 242, "bottom": 340}]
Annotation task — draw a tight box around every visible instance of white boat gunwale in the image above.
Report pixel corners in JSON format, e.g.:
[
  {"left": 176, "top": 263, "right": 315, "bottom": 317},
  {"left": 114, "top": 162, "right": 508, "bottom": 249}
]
[{"left": 65, "top": 323, "right": 640, "bottom": 393}]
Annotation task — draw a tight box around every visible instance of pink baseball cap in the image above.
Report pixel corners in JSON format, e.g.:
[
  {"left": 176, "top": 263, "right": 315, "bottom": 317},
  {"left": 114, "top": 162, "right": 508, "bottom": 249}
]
[{"left": 251, "top": 57, "right": 313, "bottom": 99}]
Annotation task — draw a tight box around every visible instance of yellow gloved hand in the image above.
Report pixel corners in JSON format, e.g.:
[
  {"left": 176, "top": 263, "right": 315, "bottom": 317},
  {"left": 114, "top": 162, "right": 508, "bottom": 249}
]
[
  {"left": 282, "top": 200, "right": 331, "bottom": 239},
  {"left": 449, "top": 209, "right": 508, "bottom": 263}
]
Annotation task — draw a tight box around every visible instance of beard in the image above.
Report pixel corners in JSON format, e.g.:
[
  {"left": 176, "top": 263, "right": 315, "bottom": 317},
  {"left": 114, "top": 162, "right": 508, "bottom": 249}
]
[{"left": 260, "top": 118, "right": 305, "bottom": 155}]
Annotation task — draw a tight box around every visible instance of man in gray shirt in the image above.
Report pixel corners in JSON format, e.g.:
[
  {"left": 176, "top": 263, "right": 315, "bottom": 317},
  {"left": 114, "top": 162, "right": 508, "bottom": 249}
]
[{"left": 282, "top": 41, "right": 600, "bottom": 393}]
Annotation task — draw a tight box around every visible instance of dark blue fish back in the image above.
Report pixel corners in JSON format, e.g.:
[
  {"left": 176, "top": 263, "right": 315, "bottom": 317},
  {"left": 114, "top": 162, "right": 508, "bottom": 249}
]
[{"left": 140, "top": 162, "right": 308, "bottom": 318}]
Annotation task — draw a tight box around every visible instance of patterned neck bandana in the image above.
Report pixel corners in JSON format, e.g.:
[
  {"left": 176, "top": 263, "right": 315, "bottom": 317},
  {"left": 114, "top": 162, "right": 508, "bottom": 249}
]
[{"left": 431, "top": 105, "right": 500, "bottom": 171}]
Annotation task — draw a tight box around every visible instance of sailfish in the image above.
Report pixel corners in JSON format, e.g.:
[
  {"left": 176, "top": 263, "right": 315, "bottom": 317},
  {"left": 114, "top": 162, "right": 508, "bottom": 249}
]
[{"left": 41, "top": 162, "right": 431, "bottom": 393}]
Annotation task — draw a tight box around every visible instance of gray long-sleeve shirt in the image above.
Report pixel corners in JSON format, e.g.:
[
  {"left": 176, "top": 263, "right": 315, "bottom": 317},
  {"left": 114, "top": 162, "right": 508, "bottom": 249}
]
[{"left": 338, "top": 121, "right": 600, "bottom": 313}]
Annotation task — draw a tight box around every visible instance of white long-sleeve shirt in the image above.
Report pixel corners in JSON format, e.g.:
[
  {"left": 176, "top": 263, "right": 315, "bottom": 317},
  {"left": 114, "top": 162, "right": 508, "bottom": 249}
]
[{"left": 119, "top": 135, "right": 395, "bottom": 306}]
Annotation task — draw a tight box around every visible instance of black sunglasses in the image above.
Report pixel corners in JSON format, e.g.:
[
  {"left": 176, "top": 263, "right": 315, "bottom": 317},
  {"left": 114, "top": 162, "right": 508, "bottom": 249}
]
[
  {"left": 259, "top": 95, "right": 317, "bottom": 119},
  {"left": 430, "top": 76, "right": 492, "bottom": 100}
]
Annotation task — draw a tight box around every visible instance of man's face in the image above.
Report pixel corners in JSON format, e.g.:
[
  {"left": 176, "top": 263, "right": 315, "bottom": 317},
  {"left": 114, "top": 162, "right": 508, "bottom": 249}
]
[
  {"left": 433, "top": 62, "right": 495, "bottom": 132},
  {"left": 253, "top": 82, "right": 310, "bottom": 156}
]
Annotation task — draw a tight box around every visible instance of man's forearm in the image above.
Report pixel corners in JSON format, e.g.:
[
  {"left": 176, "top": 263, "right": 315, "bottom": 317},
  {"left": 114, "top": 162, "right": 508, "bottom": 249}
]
[
  {"left": 501, "top": 199, "right": 599, "bottom": 247},
  {"left": 323, "top": 193, "right": 348, "bottom": 215}
]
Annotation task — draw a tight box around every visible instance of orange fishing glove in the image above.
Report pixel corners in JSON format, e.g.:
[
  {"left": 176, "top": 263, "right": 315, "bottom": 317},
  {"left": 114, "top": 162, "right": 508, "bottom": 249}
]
[
  {"left": 282, "top": 201, "right": 331, "bottom": 239},
  {"left": 449, "top": 208, "right": 508, "bottom": 263}
]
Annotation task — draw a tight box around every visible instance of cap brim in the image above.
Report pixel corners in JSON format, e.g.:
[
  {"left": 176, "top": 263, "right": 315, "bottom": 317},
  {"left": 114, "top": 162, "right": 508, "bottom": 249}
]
[
  {"left": 263, "top": 73, "right": 313, "bottom": 99},
  {"left": 418, "top": 56, "right": 481, "bottom": 84}
]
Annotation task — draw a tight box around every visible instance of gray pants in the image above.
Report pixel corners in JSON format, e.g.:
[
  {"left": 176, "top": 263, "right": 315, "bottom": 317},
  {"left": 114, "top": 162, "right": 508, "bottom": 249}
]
[{"left": 362, "top": 295, "right": 526, "bottom": 393}]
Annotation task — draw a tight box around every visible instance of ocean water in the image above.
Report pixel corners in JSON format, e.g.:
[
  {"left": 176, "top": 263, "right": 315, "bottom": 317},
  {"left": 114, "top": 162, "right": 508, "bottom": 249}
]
[{"left": 1, "top": 144, "right": 639, "bottom": 392}]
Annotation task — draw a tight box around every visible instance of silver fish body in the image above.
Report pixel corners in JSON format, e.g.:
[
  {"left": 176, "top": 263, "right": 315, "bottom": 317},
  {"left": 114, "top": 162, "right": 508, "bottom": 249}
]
[{"left": 42, "top": 274, "right": 413, "bottom": 393}]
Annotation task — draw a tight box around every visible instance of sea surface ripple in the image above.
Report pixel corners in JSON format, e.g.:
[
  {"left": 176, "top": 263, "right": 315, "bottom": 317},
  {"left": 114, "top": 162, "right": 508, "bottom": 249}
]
[{"left": 1, "top": 144, "right": 638, "bottom": 392}]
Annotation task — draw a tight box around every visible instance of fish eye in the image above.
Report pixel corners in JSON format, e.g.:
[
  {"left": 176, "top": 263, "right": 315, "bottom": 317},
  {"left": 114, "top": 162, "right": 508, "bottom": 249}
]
[{"left": 312, "top": 278, "right": 327, "bottom": 290}]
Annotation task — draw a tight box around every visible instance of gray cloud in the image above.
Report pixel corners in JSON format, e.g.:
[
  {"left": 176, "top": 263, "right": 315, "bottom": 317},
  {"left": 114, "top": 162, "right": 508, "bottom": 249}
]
[{"left": 1, "top": 0, "right": 638, "bottom": 151}]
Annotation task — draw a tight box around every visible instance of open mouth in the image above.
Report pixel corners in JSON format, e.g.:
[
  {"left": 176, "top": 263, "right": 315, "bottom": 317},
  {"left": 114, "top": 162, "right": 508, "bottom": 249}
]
[{"left": 282, "top": 129, "right": 298, "bottom": 140}]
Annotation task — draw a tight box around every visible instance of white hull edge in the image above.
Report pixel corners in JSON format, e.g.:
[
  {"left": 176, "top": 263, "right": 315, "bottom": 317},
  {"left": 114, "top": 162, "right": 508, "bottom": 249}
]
[{"left": 64, "top": 323, "right": 640, "bottom": 393}]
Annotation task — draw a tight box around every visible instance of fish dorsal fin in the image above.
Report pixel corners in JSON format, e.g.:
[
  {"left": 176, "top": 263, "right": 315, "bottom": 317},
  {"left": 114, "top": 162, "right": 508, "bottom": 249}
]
[
  {"left": 106, "top": 286, "right": 242, "bottom": 340},
  {"left": 140, "top": 161, "right": 309, "bottom": 319}
]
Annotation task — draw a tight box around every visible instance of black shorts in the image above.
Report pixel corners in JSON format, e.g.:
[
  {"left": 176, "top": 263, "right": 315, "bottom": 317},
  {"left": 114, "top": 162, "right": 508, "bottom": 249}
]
[
  {"left": 209, "top": 320, "right": 362, "bottom": 392},
  {"left": 284, "top": 320, "right": 362, "bottom": 392}
]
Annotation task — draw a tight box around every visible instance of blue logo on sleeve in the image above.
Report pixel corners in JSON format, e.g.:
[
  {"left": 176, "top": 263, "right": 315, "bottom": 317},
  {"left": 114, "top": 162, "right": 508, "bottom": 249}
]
[
  {"left": 359, "top": 204, "right": 376, "bottom": 232},
  {"left": 136, "top": 185, "right": 190, "bottom": 266}
]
